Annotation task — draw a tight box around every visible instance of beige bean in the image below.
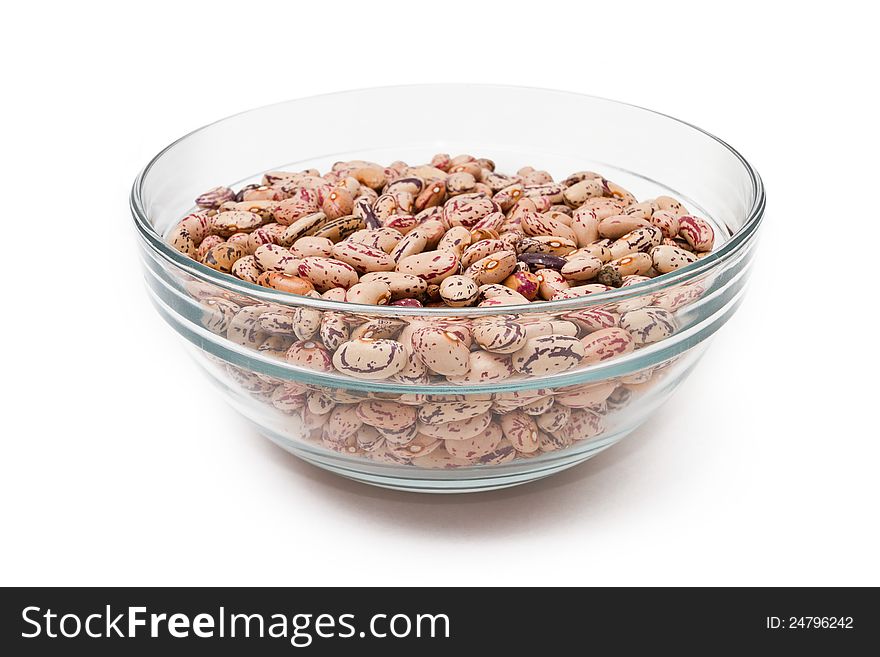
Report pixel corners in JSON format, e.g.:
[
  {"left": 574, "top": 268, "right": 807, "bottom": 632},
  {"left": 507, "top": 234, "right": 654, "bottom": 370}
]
[
  {"left": 226, "top": 307, "right": 272, "bottom": 349},
  {"left": 347, "top": 227, "right": 402, "bottom": 253},
  {"left": 655, "top": 195, "right": 688, "bottom": 217},
  {"left": 512, "top": 335, "right": 585, "bottom": 376},
  {"left": 464, "top": 250, "right": 517, "bottom": 286},
  {"left": 331, "top": 240, "right": 396, "bottom": 273},
  {"left": 253, "top": 243, "right": 300, "bottom": 274},
  {"left": 277, "top": 211, "right": 327, "bottom": 245},
  {"left": 444, "top": 422, "right": 503, "bottom": 461},
  {"left": 446, "top": 172, "right": 476, "bottom": 194},
  {"left": 290, "top": 236, "right": 334, "bottom": 258},
  {"left": 536, "top": 269, "right": 570, "bottom": 300},
  {"left": 580, "top": 327, "right": 635, "bottom": 364},
  {"left": 419, "top": 411, "right": 492, "bottom": 441},
  {"left": 443, "top": 197, "right": 496, "bottom": 228},
  {"left": 536, "top": 404, "right": 571, "bottom": 434},
  {"left": 598, "top": 215, "right": 652, "bottom": 239},
  {"left": 311, "top": 215, "right": 365, "bottom": 242},
  {"left": 573, "top": 243, "right": 612, "bottom": 263},
  {"left": 375, "top": 422, "right": 419, "bottom": 446},
  {"left": 499, "top": 411, "right": 540, "bottom": 453},
  {"left": 322, "top": 287, "right": 347, "bottom": 301},
  {"left": 274, "top": 193, "right": 321, "bottom": 226},
  {"left": 199, "top": 297, "right": 240, "bottom": 334},
  {"left": 520, "top": 395, "right": 555, "bottom": 415},
  {"left": 231, "top": 255, "right": 262, "bottom": 283},
  {"left": 563, "top": 178, "right": 605, "bottom": 207},
  {"left": 436, "top": 225, "right": 472, "bottom": 255},
  {"left": 604, "top": 180, "right": 636, "bottom": 205},
  {"left": 355, "top": 425, "right": 385, "bottom": 452},
  {"left": 387, "top": 434, "right": 443, "bottom": 460},
  {"left": 621, "top": 201, "right": 655, "bottom": 220},
  {"left": 324, "top": 405, "right": 363, "bottom": 443},
  {"left": 609, "top": 226, "right": 663, "bottom": 259},
  {"left": 460, "top": 239, "right": 505, "bottom": 269},
  {"left": 581, "top": 197, "right": 627, "bottom": 219},
  {"left": 412, "top": 327, "right": 471, "bottom": 376},
  {"left": 521, "top": 211, "right": 577, "bottom": 243},
  {"left": 606, "top": 252, "right": 653, "bottom": 277},
  {"left": 168, "top": 225, "right": 198, "bottom": 257},
  {"left": 561, "top": 255, "right": 603, "bottom": 281},
  {"left": 396, "top": 250, "right": 459, "bottom": 284},
  {"left": 211, "top": 210, "right": 263, "bottom": 236},
  {"left": 356, "top": 400, "right": 417, "bottom": 430},
  {"left": 177, "top": 212, "right": 212, "bottom": 242},
  {"left": 285, "top": 340, "right": 334, "bottom": 372},
  {"left": 476, "top": 282, "right": 522, "bottom": 300},
  {"left": 390, "top": 356, "right": 431, "bottom": 384},
  {"left": 439, "top": 275, "right": 480, "bottom": 307},
  {"left": 345, "top": 280, "right": 391, "bottom": 305},
  {"left": 418, "top": 400, "right": 493, "bottom": 425},
  {"left": 565, "top": 307, "right": 618, "bottom": 332},
  {"left": 650, "top": 244, "right": 698, "bottom": 273},
  {"left": 349, "top": 318, "right": 406, "bottom": 341},
  {"left": 332, "top": 338, "right": 408, "bottom": 379},
  {"left": 518, "top": 235, "right": 576, "bottom": 256},
  {"left": 446, "top": 351, "right": 513, "bottom": 384},
  {"left": 619, "top": 307, "right": 677, "bottom": 344},
  {"left": 650, "top": 210, "right": 681, "bottom": 238},
  {"left": 351, "top": 166, "right": 387, "bottom": 190},
  {"left": 358, "top": 271, "right": 427, "bottom": 300},
  {"left": 390, "top": 230, "right": 428, "bottom": 262},
  {"left": 471, "top": 319, "right": 528, "bottom": 354},
  {"left": 319, "top": 313, "right": 349, "bottom": 351},
  {"left": 297, "top": 257, "right": 359, "bottom": 291}
]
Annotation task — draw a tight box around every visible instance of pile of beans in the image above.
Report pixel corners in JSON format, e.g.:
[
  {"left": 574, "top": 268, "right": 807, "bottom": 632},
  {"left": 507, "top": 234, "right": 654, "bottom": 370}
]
[
  {"left": 168, "top": 154, "right": 714, "bottom": 466},
  {"left": 170, "top": 154, "right": 714, "bottom": 308}
]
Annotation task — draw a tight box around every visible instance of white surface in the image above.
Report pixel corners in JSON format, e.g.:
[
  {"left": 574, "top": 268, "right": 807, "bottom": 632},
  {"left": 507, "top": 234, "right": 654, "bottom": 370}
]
[{"left": 1, "top": 0, "right": 877, "bottom": 586}]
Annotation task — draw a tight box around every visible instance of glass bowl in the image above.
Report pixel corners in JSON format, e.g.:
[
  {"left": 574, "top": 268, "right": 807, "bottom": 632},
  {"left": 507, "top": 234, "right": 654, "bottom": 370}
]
[{"left": 130, "top": 84, "right": 764, "bottom": 492}]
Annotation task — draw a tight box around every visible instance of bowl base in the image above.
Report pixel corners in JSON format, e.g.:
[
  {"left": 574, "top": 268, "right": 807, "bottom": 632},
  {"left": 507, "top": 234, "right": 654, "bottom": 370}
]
[{"left": 260, "top": 429, "right": 623, "bottom": 493}]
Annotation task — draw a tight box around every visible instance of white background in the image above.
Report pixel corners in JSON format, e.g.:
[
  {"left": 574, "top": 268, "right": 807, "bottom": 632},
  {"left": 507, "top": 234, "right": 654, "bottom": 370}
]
[{"left": 1, "top": 0, "right": 877, "bottom": 586}]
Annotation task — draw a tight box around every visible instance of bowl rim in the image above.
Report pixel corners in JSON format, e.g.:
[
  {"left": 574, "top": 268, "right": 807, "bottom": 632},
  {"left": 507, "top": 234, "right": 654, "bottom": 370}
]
[{"left": 130, "top": 83, "right": 765, "bottom": 317}]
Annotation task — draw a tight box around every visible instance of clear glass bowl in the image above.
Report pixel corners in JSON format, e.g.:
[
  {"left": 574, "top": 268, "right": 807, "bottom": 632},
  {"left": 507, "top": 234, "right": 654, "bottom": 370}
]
[{"left": 130, "top": 85, "right": 764, "bottom": 492}]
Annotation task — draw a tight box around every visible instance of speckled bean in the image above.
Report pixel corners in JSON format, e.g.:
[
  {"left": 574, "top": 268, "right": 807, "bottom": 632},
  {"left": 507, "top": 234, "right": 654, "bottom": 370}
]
[
  {"left": 446, "top": 351, "right": 513, "bottom": 384},
  {"left": 411, "top": 327, "right": 471, "bottom": 376},
  {"left": 464, "top": 250, "right": 517, "bottom": 286},
  {"left": 598, "top": 215, "right": 652, "bottom": 239},
  {"left": 605, "top": 252, "right": 653, "bottom": 277},
  {"left": 444, "top": 421, "right": 503, "bottom": 461},
  {"left": 580, "top": 327, "right": 635, "bottom": 364},
  {"left": 331, "top": 338, "right": 407, "bottom": 379},
  {"left": 439, "top": 275, "right": 480, "bottom": 307},
  {"left": 619, "top": 307, "right": 677, "bottom": 344},
  {"left": 419, "top": 411, "right": 492, "bottom": 441},
  {"left": 298, "top": 257, "right": 359, "bottom": 291},
  {"left": 253, "top": 243, "right": 301, "bottom": 274},
  {"left": 345, "top": 280, "right": 392, "bottom": 305},
  {"left": 650, "top": 244, "right": 698, "bottom": 273},
  {"left": 560, "top": 255, "right": 603, "bottom": 282},
  {"left": 678, "top": 216, "right": 715, "bottom": 252},
  {"left": 396, "top": 250, "right": 459, "bottom": 284},
  {"left": 472, "top": 319, "right": 528, "bottom": 354},
  {"left": 512, "top": 335, "right": 585, "bottom": 376}
]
